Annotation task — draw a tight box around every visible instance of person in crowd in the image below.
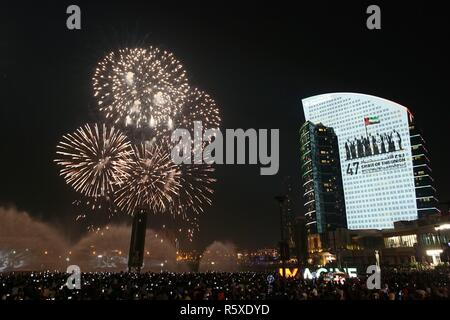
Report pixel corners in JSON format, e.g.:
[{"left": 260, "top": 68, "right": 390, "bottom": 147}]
[{"left": 1, "top": 267, "right": 449, "bottom": 300}]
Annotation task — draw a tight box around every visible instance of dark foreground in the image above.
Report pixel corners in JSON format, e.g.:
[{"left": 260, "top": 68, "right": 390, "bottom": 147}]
[{"left": 1, "top": 268, "right": 450, "bottom": 300}]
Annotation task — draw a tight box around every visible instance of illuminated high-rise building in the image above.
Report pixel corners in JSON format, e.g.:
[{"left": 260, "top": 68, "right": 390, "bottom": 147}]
[
  {"left": 301, "top": 93, "right": 439, "bottom": 230},
  {"left": 409, "top": 119, "right": 441, "bottom": 217},
  {"left": 299, "top": 121, "right": 347, "bottom": 252}
]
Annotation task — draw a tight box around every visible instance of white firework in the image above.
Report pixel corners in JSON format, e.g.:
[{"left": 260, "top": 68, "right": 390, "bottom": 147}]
[{"left": 93, "top": 47, "right": 190, "bottom": 135}]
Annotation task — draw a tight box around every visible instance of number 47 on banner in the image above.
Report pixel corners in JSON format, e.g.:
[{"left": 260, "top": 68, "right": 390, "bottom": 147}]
[{"left": 346, "top": 162, "right": 359, "bottom": 175}]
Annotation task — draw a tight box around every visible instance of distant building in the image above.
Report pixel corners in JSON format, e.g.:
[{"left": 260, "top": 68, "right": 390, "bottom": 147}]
[
  {"left": 299, "top": 121, "right": 347, "bottom": 257},
  {"left": 320, "top": 214, "right": 450, "bottom": 267},
  {"left": 236, "top": 248, "right": 279, "bottom": 272}
]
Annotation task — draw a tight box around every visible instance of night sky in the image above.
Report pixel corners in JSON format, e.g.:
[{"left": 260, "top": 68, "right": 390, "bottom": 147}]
[{"left": 1, "top": 1, "right": 449, "bottom": 250}]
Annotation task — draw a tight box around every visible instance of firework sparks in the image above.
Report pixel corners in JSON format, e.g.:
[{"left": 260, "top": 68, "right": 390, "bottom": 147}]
[
  {"left": 175, "top": 88, "right": 221, "bottom": 215},
  {"left": 114, "top": 140, "right": 180, "bottom": 215},
  {"left": 93, "top": 47, "right": 190, "bottom": 134},
  {"left": 73, "top": 194, "right": 119, "bottom": 230},
  {"left": 178, "top": 88, "right": 221, "bottom": 131},
  {"left": 55, "top": 123, "right": 134, "bottom": 198},
  {"left": 169, "top": 165, "right": 216, "bottom": 216},
  {"left": 57, "top": 47, "right": 222, "bottom": 242},
  {"left": 166, "top": 88, "right": 222, "bottom": 239}
]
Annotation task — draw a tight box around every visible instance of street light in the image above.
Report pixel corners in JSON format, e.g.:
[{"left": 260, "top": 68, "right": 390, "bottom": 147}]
[{"left": 275, "top": 195, "right": 287, "bottom": 278}]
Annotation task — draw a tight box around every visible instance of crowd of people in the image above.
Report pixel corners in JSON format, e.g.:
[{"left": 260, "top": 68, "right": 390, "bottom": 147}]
[{"left": 1, "top": 268, "right": 449, "bottom": 300}]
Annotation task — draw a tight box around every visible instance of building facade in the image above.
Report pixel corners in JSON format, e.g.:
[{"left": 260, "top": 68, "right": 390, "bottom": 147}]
[
  {"left": 323, "top": 214, "right": 450, "bottom": 267},
  {"left": 299, "top": 121, "right": 347, "bottom": 256},
  {"left": 409, "top": 119, "right": 441, "bottom": 217},
  {"left": 301, "top": 93, "right": 439, "bottom": 230}
]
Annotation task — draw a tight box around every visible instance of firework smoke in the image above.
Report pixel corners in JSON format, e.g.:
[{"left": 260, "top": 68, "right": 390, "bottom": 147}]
[
  {"left": 0, "top": 207, "right": 68, "bottom": 271},
  {"left": 70, "top": 225, "right": 186, "bottom": 272},
  {"left": 0, "top": 208, "right": 187, "bottom": 272},
  {"left": 198, "top": 241, "right": 238, "bottom": 272}
]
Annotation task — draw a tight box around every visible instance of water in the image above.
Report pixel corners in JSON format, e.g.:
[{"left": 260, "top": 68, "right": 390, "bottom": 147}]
[
  {"left": 0, "top": 207, "right": 186, "bottom": 272},
  {"left": 198, "top": 241, "right": 239, "bottom": 272}
]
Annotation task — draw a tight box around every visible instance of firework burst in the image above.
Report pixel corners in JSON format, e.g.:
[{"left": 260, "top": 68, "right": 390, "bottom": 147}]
[
  {"left": 168, "top": 163, "right": 215, "bottom": 241},
  {"left": 92, "top": 47, "right": 190, "bottom": 134},
  {"left": 166, "top": 88, "right": 222, "bottom": 239},
  {"left": 114, "top": 140, "right": 180, "bottom": 215},
  {"left": 57, "top": 47, "right": 222, "bottom": 242},
  {"left": 175, "top": 88, "right": 221, "bottom": 214},
  {"left": 178, "top": 87, "right": 221, "bottom": 131},
  {"left": 55, "top": 123, "right": 133, "bottom": 198}
]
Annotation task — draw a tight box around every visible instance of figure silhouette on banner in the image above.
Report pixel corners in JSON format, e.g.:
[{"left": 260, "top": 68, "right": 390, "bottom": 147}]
[
  {"left": 345, "top": 129, "right": 404, "bottom": 161},
  {"left": 363, "top": 136, "right": 372, "bottom": 157},
  {"left": 394, "top": 129, "right": 403, "bottom": 150},
  {"left": 387, "top": 133, "right": 395, "bottom": 152},
  {"left": 371, "top": 134, "right": 379, "bottom": 155},
  {"left": 345, "top": 141, "right": 351, "bottom": 160},
  {"left": 348, "top": 139, "right": 357, "bottom": 159},
  {"left": 378, "top": 133, "right": 386, "bottom": 154},
  {"left": 356, "top": 137, "right": 364, "bottom": 158}
]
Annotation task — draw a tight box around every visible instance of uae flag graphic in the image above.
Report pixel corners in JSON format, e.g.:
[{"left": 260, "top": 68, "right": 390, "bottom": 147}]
[{"left": 364, "top": 116, "right": 380, "bottom": 126}]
